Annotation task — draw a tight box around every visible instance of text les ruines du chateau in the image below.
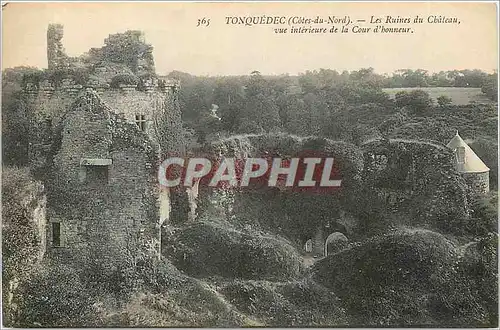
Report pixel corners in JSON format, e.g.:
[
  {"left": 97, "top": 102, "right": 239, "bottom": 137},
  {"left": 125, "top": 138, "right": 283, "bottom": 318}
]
[{"left": 224, "top": 15, "right": 460, "bottom": 27}]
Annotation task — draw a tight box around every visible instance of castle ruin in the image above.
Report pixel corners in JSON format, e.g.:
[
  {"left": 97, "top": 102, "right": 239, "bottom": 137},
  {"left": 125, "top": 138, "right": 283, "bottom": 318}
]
[
  {"left": 24, "top": 25, "right": 489, "bottom": 272},
  {"left": 25, "top": 24, "right": 182, "bottom": 268}
]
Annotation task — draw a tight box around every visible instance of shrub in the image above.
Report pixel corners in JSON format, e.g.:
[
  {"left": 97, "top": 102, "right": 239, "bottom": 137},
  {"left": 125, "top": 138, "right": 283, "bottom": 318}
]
[
  {"left": 312, "top": 228, "right": 496, "bottom": 326},
  {"left": 167, "top": 221, "right": 304, "bottom": 281},
  {"left": 437, "top": 95, "right": 453, "bottom": 107},
  {"left": 110, "top": 73, "right": 139, "bottom": 88},
  {"left": 69, "top": 66, "right": 91, "bottom": 85},
  {"left": 218, "top": 277, "right": 347, "bottom": 327},
  {"left": 2, "top": 167, "right": 44, "bottom": 325},
  {"left": 15, "top": 263, "right": 97, "bottom": 327},
  {"left": 467, "top": 192, "right": 498, "bottom": 236}
]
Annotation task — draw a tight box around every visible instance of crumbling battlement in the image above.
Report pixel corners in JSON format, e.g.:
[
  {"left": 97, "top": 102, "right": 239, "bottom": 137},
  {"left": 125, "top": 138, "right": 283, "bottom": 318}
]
[
  {"left": 26, "top": 23, "right": 181, "bottom": 173},
  {"left": 25, "top": 78, "right": 179, "bottom": 127},
  {"left": 24, "top": 76, "right": 179, "bottom": 100},
  {"left": 26, "top": 83, "right": 178, "bottom": 175},
  {"left": 46, "top": 23, "right": 156, "bottom": 75},
  {"left": 25, "top": 24, "right": 180, "bottom": 155}
]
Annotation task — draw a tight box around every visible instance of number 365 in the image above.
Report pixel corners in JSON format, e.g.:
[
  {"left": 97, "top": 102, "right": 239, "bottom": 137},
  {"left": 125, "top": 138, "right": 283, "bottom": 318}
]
[{"left": 197, "top": 18, "right": 210, "bottom": 27}]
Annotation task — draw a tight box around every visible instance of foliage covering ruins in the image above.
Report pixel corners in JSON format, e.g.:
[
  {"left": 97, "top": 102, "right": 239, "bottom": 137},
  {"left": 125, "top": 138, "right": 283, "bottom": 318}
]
[{"left": 2, "top": 24, "right": 498, "bottom": 327}]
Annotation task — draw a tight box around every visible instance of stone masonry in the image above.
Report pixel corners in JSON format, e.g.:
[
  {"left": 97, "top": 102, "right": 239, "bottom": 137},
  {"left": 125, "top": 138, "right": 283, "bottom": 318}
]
[
  {"left": 25, "top": 24, "right": 182, "bottom": 269},
  {"left": 46, "top": 90, "right": 159, "bottom": 269}
]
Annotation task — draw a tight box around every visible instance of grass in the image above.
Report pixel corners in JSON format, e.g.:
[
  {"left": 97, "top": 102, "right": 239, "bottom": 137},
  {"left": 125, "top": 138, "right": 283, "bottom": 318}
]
[{"left": 382, "top": 87, "right": 494, "bottom": 105}]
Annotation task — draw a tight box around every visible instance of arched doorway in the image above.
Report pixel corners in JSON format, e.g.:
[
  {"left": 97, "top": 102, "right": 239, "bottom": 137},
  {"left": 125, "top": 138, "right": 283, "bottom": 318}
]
[
  {"left": 304, "top": 239, "right": 313, "bottom": 253},
  {"left": 324, "top": 232, "right": 348, "bottom": 256}
]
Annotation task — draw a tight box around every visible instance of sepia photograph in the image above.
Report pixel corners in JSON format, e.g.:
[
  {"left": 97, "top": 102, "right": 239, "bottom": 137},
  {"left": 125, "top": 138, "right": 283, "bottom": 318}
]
[{"left": 1, "top": 1, "right": 498, "bottom": 328}]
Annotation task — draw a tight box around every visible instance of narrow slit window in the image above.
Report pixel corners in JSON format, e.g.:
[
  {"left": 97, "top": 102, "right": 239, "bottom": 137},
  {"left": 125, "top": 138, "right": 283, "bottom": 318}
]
[
  {"left": 457, "top": 147, "right": 466, "bottom": 164},
  {"left": 135, "top": 114, "right": 146, "bottom": 131},
  {"left": 52, "top": 223, "right": 61, "bottom": 247}
]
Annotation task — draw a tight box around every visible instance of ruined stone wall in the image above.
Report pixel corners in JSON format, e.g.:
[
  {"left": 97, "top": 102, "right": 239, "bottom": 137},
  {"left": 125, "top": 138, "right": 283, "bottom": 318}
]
[
  {"left": 25, "top": 81, "right": 178, "bottom": 120},
  {"left": 25, "top": 81, "right": 179, "bottom": 173},
  {"left": 361, "top": 138, "right": 470, "bottom": 232},
  {"left": 99, "top": 89, "right": 173, "bottom": 145},
  {"left": 46, "top": 24, "right": 155, "bottom": 74},
  {"left": 194, "top": 134, "right": 363, "bottom": 251},
  {"left": 27, "top": 23, "right": 181, "bottom": 174},
  {"left": 194, "top": 135, "right": 471, "bottom": 247},
  {"left": 46, "top": 92, "right": 159, "bottom": 269},
  {"left": 463, "top": 172, "right": 490, "bottom": 196}
]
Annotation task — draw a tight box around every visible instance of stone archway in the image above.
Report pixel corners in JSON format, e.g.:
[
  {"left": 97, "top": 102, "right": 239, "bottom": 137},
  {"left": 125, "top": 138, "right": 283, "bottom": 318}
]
[
  {"left": 304, "top": 238, "right": 313, "bottom": 253},
  {"left": 324, "top": 232, "right": 348, "bottom": 256}
]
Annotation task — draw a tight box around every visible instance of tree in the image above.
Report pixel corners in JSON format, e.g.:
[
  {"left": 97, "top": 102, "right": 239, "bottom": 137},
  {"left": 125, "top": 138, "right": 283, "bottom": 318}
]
[
  {"left": 213, "top": 77, "right": 246, "bottom": 131},
  {"left": 239, "top": 93, "right": 281, "bottom": 133},
  {"left": 395, "top": 69, "right": 429, "bottom": 87},
  {"left": 437, "top": 95, "right": 453, "bottom": 107},
  {"left": 395, "top": 89, "right": 433, "bottom": 114},
  {"left": 481, "top": 73, "right": 498, "bottom": 101},
  {"left": 2, "top": 67, "right": 40, "bottom": 165}
]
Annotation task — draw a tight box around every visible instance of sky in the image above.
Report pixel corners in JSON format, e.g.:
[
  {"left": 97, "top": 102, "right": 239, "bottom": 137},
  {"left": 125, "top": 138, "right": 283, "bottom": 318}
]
[{"left": 2, "top": 2, "right": 498, "bottom": 76}]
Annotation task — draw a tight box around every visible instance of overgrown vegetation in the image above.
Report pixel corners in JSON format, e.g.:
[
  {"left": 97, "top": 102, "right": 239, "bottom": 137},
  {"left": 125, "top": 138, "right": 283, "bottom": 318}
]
[
  {"left": 2, "top": 64, "right": 497, "bottom": 327},
  {"left": 109, "top": 73, "right": 139, "bottom": 88},
  {"left": 312, "top": 228, "right": 498, "bottom": 326},
  {"left": 164, "top": 221, "right": 305, "bottom": 281}
]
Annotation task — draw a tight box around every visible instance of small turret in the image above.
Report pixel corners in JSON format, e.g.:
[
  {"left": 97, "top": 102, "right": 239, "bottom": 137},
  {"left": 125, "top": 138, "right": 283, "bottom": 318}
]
[{"left": 447, "top": 131, "right": 490, "bottom": 195}]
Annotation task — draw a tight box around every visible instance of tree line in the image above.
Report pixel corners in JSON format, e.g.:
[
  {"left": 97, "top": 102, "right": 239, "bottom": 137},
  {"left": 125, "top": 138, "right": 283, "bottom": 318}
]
[
  {"left": 165, "top": 68, "right": 497, "bottom": 144},
  {"left": 2, "top": 66, "right": 497, "bottom": 165}
]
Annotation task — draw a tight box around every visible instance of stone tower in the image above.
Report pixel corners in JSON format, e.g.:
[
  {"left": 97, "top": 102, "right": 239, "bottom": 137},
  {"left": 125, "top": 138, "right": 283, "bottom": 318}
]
[
  {"left": 446, "top": 131, "right": 490, "bottom": 195},
  {"left": 47, "top": 24, "right": 67, "bottom": 70},
  {"left": 25, "top": 25, "right": 187, "bottom": 264},
  {"left": 45, "top": 90, "right": 160, "bottom": 267}
]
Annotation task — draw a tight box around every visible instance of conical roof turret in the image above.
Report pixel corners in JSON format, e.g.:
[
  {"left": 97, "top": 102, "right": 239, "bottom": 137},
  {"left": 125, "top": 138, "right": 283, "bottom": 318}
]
[{"left": 446, "top": 131, "right": 489, "bottom": 173}]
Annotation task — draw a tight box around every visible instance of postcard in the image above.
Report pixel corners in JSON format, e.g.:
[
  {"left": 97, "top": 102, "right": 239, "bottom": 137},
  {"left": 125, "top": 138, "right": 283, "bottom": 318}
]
[{"left": 2, "top": 1, "right": 498, "bottom": 328}]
